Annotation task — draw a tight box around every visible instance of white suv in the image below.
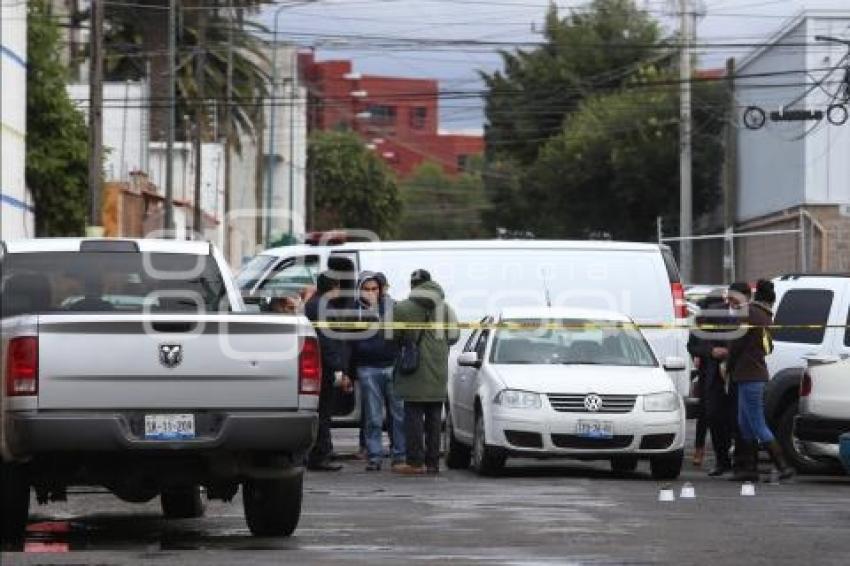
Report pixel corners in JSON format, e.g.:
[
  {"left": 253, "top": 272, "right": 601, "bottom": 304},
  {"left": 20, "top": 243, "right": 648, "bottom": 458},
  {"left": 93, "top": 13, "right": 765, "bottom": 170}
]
[
  {"left": 767, "top": 275, "right": 850, "bottom": 473},
  {"left": 445, "top": 307, "right": 687, "bottom": 479}
]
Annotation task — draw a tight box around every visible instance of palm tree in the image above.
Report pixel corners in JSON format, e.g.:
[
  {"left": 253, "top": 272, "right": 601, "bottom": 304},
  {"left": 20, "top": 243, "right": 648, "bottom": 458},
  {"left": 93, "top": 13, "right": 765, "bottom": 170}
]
[{"left": 95, "top": 0, "right": 273, "bottom": 148}]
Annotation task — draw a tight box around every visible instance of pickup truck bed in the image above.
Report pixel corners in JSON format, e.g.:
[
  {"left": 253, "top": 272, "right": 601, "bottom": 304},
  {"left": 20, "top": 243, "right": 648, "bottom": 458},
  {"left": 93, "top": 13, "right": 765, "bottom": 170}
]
[{"left": 1, "top": 238, "right": 319, "bottom": 547}]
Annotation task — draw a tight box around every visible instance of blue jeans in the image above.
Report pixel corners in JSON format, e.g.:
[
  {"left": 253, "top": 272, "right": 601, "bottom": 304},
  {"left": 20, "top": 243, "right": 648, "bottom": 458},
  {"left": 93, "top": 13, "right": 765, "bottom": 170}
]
[
  {"left": 358, "top": 365, "right": 405, "bottom": 463},
  {"left": 737, "top": 381, "right": 775, "bottom": 443}
]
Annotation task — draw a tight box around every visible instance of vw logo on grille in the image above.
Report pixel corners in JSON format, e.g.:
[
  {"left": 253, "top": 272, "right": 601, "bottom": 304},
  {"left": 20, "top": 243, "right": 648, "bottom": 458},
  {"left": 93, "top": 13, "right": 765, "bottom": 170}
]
[
  {"left": 159, "top": 344, "right": 183, "bottom": 369},
  {"left": 584, "top": 394, "right": 603, "bottom": 412}
]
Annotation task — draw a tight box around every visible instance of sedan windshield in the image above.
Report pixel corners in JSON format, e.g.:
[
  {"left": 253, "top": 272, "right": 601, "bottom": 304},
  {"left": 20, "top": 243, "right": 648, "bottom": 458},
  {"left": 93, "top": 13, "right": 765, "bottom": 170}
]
[{"left": 489, "top": 319, "right": 657, "bottom": 367}]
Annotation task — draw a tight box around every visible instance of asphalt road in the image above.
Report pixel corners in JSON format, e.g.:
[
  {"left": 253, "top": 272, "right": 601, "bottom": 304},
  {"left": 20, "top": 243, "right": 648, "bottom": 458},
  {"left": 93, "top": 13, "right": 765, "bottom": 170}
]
[{"left": 4, "top": 429, "right": 850, "bottom": 565}]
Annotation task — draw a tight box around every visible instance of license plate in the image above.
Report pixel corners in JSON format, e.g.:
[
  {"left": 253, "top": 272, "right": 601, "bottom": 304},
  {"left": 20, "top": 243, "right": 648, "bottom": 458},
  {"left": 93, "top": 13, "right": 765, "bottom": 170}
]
[
  {"left": 144, "top": 414, "right": 195, "bottom": 440},
  {"left": 577, "top": 420, "right": 614, "bottom": 439}
]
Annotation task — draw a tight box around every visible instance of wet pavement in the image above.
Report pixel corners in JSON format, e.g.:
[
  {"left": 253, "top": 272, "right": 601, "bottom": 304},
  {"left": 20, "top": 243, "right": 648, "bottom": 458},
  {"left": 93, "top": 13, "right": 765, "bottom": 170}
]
[{"left": 4, "top": 429, "right": 850, "bottom": 565}]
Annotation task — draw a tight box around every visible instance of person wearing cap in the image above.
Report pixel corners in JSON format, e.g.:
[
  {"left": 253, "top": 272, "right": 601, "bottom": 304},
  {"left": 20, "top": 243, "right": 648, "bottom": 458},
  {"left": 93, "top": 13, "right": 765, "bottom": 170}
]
[
  {"left": 351, "top": 271, "right": 404, "bottom": 471},
  {"left": 304, "top": 271, "right": 353, "bottom": 472},
  {"left": 392, "top": 270, "right": 460, "bottom": 475}
]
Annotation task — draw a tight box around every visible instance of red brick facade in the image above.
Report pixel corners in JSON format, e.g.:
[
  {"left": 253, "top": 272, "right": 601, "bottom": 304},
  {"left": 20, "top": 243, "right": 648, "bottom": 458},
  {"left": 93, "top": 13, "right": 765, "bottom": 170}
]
[{"left": 300, "top": 53, "right": 483, "bottom": 178}]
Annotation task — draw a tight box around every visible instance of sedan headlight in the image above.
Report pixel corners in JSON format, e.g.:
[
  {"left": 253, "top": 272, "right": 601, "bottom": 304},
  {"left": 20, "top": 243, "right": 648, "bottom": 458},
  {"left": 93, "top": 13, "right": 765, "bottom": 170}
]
[
  {"left": 494, "top": 389, "right": 542, "bottom": 410},
  {"left": 643, "top": 392, "right": 680, "bottom": 412}
]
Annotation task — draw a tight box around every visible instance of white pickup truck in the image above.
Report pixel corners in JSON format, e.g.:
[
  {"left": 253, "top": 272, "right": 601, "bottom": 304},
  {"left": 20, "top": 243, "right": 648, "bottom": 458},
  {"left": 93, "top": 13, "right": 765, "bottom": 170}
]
[{"left": 0, "top": 238, "right": 319, "bottom": 547}]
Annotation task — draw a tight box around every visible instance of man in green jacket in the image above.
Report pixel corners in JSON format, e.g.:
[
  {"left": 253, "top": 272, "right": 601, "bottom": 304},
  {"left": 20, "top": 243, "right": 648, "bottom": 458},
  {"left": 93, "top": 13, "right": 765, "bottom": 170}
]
[{"left": 393, "top": 270, "right": 460, "bottom": 475}]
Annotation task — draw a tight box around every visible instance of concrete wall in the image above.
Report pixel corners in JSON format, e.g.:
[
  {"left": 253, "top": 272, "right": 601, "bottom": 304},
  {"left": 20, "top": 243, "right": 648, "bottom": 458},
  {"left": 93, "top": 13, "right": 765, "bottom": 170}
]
[
  {"left": 67, "top": 81, "right": 150, "bottom": 182},
  {"left": 1, "top": 2, "right": 34, "bottom": 240}
]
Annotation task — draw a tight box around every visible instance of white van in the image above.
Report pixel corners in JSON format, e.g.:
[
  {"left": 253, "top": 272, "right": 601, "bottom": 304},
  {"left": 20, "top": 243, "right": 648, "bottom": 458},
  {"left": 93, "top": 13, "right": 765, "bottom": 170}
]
[{"left": 236, "top": 240, "right": 691, "bottom": 420}]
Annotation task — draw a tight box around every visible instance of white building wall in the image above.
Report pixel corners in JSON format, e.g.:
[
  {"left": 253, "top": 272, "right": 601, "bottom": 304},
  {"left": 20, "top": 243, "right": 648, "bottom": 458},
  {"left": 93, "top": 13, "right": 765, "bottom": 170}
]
[
  {"left": 737, "top": 13, "right": 850, "bottom": 223},
  {"left": 803, "top": 16, "right": 850, "bottom": 207},
  {"left": 1, "top": 2, "right": 34, "bottom": 240},
  {"left": 264, "top": 44, "right": 307, "bottom": 244},
  {"left": 736, "top": 20, "right": 809, "bottom": 222},
  {"left": 67, "top": 81, "right": 150, "bottom": 182}
]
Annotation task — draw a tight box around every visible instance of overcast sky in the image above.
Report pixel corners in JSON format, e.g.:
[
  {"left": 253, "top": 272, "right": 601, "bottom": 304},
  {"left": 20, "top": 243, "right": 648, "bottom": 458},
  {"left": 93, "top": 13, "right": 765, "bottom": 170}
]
[{"left": 258, "top": 0, "right": 850, "bottom": 132}]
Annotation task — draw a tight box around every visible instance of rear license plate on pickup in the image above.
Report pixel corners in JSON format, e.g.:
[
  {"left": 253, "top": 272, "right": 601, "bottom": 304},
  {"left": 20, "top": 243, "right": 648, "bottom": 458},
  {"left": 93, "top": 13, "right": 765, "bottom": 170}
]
[
  {"left": 577, "top": 420, "right": 614, "bottom": 439},
  {"left": 144, "top": 414, "right": 195, "bottom": 440}
]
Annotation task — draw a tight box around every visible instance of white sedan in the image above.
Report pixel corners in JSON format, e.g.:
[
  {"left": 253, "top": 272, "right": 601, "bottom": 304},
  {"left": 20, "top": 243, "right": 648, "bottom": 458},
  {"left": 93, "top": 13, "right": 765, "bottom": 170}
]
[{"left": 446, "top": 307, "right": 687, "bottom": 479}]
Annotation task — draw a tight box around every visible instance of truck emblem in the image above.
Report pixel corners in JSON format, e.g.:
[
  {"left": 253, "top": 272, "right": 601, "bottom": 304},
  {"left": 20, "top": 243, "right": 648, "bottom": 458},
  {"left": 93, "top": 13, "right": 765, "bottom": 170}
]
[
  {"left": 159, "top": 344, "right": 183, "bottom": 368},
  {"left": 584, "top": 394, "right": 603, "bottom": 412}
]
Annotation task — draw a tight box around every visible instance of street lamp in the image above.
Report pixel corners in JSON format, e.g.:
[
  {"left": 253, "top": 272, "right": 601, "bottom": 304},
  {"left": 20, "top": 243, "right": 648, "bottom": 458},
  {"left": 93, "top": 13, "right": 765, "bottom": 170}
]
[{"left": 266, "top": 0, "right": 315, "bottom": 247}]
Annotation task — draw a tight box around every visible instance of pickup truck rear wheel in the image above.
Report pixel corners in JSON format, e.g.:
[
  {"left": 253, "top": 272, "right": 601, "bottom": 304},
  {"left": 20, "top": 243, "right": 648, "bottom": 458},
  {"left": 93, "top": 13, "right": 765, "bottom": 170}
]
[
  {"left": 777, "top": 401, "right": 836, "bottom": 475},
  {"left": 161, "top": 486, "right": 206, "bottom": 519},
  {"left": 1, "top": 462, "right": 30, "bottom": 549},
  {"left": 243, "top": 471, "right": 303, "bottom": 537}
]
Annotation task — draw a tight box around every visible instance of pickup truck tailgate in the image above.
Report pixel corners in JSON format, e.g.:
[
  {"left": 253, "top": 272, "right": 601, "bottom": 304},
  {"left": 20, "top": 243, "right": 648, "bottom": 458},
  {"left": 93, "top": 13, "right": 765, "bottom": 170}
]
[{"left": 36, "top": 314, "right": 307, "bottom": 410}]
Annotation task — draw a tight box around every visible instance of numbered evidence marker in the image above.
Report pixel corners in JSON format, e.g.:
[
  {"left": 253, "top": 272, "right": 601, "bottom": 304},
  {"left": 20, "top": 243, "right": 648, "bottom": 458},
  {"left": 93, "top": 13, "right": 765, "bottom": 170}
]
[
  {"left": 658, "top": 485, "right": 676, "bottom": 502},
  {"left": 680, "top": 482, "right": 696, "bottom": 499},
  {"left": 740, "top": 482, "right": 756, "bottom": 497}
]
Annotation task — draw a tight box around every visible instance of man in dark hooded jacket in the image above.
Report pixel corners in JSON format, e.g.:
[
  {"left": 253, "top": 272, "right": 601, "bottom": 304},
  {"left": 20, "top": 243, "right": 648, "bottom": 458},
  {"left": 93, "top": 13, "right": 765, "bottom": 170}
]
[
  {"left": 392, "top": 270, "right": 460, "bottom": 474},
  {"left": 351, "top": 271, "right": 404, "bottom": 471},
  {"left": 304, "top": 272, "right": 352, "bottom": 471}
]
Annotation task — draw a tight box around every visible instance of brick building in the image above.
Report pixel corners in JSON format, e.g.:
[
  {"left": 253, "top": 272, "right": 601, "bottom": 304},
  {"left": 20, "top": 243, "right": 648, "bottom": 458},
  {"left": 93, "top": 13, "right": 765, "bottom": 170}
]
[{"left": 300, "top": 53, "right": 483, "bottom": 178}]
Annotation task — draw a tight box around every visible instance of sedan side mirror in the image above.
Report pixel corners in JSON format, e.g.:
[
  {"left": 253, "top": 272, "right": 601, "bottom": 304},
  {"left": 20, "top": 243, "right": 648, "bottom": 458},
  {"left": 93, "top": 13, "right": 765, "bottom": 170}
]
[
  {"left": 663, "top": 356, "right": 687, "bottom": 372},
  {"left": 458, "top": 351, "right": 482, "bottom": 369}
]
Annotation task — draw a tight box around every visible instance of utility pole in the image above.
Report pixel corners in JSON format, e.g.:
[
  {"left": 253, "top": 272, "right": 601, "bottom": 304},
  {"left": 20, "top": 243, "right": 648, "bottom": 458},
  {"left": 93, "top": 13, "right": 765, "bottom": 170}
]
[
  {"left": 164, "top": 0, "right": 177, "bottom": 236},
  {"left": 678, "top": 0, "right": 694, "bottom": 283},
  {"left": 223, "top": 0, "right": 234, "bottom": 260},
  {"left": 722, "top": 57, "right": 737, "bottom": 284},
  {"left": 87, "top": 0, "right": 104, "bottom": 234},
  {"left": 192, "top": 9, "right": 207, "bottom": 238}
]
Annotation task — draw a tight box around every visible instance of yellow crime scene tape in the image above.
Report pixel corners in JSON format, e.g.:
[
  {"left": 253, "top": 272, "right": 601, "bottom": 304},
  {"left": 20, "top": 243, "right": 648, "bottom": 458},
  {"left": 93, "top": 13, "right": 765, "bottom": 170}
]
[{"left": 309, "top": 321, "right": 850, "bottom": 331}]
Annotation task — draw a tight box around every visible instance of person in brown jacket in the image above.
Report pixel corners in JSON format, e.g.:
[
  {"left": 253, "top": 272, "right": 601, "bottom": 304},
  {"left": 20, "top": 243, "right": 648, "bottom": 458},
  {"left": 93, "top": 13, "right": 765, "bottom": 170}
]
[{"left": 720, "top": 280, "right": 794, "bottom": 482}]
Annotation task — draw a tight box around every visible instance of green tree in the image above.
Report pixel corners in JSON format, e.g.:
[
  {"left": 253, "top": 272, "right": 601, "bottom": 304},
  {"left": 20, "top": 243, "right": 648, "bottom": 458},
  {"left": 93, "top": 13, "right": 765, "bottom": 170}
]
[
  {"left": 399, "top": 161, "right": 489, "bottom": 240},
  {"left": 308, "top": 131, "right": 402, "bottom": 239},
  {"left": 100, "top": 4, "right": 271, "bottom": 148},
  {"left": 481, "top": 0, "right": 665, "bottom": 167},
  {"left": 26, "top": 0, "right": 89, "bottom": 236},
  {"left": 517, "top": 79, "right": 725, "bottom": 241}
]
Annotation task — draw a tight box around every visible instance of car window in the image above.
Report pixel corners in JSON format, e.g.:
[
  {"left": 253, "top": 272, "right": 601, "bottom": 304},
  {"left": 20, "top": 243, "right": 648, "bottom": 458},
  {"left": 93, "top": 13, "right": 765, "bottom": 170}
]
[
  {"left": 463, "top": 317, "right": 488, "bottom": 352},
  {"left": 845, "top": 307, "right": 850, "bottom": 347},
  {"left": 489, "top": 319, "right": 657, "bottom": 367},
  {"left": 258, "top": 256, "right": 320, "bottom": 294},
  {"left": 773, "top": 289, "right": 834, "bottom": 345},
  {"left": 475, "top": 330, "right": 490, "bottom": 358},
  {"left": 1, "top": 252, "right": 229, "bottom": 316}
]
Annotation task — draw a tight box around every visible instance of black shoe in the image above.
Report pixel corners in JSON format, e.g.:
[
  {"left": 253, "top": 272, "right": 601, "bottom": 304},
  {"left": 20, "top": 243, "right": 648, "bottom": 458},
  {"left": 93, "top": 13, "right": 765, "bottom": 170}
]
[
  {"left": 308, "top": 460, "right": 343, "bottom": 472},
  {"left": 708, "top": 464, "right": 731, "bottom": 477},
  {"left": 426, "top": 466, "right": 440, "bottom": 475},
  {"left": 365, "top": 461, "right": 382, "bottom": 472},
  {"left": 764, "top": 440, "right": 795, "bottom": 481}
]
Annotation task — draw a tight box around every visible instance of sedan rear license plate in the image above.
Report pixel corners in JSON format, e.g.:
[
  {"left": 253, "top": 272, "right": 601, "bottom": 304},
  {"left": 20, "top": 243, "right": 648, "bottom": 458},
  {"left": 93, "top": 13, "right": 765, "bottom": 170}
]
[
  {"left": 577, "top": 420, "right": 614, "bottom": 439},
  {"left": 144, "top": 414, "right": 195, "bottom": 440}
]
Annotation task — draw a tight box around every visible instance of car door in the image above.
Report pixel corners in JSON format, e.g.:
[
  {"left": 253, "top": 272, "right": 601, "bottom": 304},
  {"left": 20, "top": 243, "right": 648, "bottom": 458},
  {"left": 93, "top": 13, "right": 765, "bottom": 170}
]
[{"left": 452, "top": 318, "right": 487, "bottom": 440}]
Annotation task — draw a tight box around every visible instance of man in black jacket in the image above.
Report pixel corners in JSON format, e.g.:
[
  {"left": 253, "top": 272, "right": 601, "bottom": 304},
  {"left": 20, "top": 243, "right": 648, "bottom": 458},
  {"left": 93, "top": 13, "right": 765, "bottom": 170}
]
[
  {"left": 304, "top": 272, "right": 352, "bottom": 471},
  {"left": 688, "top": 293, "right": 736, "bottom": 476}
]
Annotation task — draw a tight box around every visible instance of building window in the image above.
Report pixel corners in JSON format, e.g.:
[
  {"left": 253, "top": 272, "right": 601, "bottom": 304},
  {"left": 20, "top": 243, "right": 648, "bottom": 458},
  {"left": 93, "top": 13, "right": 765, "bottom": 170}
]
[
  {"left": 457, "top": 154, "right": 469, "bottom": 171},
  {"left": 368, "top": 105, "right": 396, "bottom": 124},
  {"left": 410, "top": 107, "right": 427, "bottom": 129}
]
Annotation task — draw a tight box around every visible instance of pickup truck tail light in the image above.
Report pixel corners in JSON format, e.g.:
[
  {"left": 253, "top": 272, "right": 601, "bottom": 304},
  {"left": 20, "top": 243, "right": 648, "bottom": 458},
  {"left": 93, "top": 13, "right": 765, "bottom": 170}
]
[
  {"left": 299, "top": 337, "right": 322, "bottom": 395},
  {"left": 6, "top": 337, "right": 38, "bottom": 396},
  {"left": 800, "top": 371, "right": 812, "bottom": 397}
]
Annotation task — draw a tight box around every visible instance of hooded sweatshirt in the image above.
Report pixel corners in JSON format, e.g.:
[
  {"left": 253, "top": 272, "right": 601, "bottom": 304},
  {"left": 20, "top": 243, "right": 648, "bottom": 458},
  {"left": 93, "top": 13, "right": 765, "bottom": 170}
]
[
  {"left": 351, "top": 273, "right": 398, "bottom": 368},
  {"left": 392, "top": 280, "right": 460, "bottom": 402}
]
